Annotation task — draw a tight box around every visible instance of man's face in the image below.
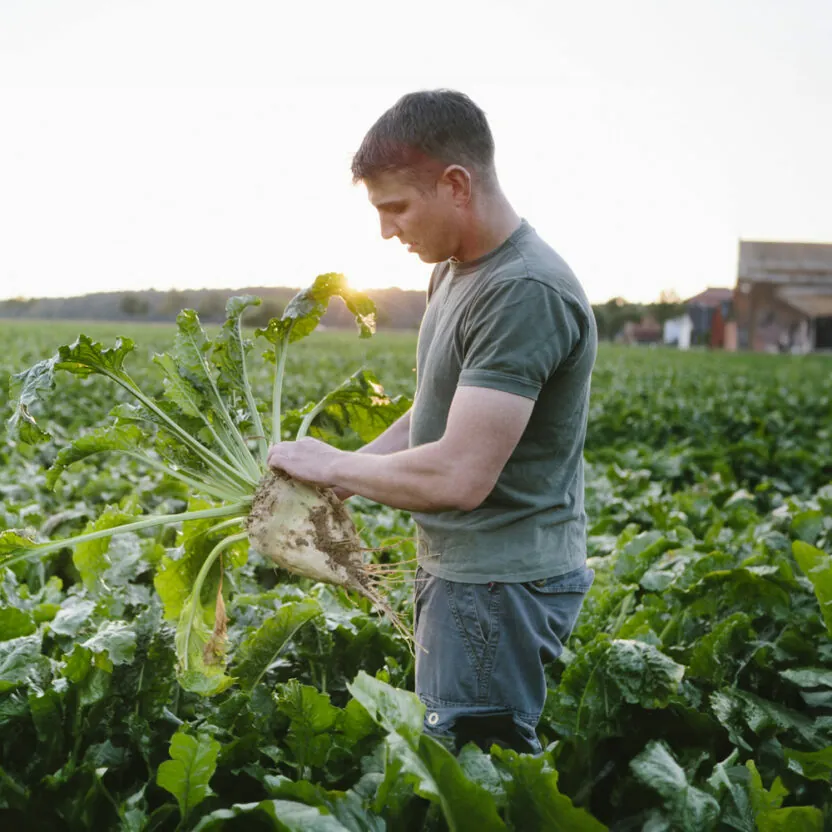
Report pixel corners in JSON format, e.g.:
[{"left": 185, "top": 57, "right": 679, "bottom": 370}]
[{"left": 365, "top": 169, "right": 460, "bottom": 264}]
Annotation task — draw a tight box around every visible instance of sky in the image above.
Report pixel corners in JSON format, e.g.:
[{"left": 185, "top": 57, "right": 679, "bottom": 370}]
[{"left": 1, "top": 0, "right": 830, "bottom": 304}]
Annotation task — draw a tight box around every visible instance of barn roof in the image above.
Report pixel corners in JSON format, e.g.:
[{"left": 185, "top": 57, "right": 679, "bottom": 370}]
[
  {"left": 686, "top": 287, "right": 734, "bottom": 307},
  {"left": 739, "top": 240, "right": 832, "bottom": 285}
]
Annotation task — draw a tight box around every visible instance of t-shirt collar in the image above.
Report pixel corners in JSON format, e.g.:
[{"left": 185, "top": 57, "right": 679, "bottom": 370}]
[{"left": 449, "top": 218, "right": 531, "bottom": 276}]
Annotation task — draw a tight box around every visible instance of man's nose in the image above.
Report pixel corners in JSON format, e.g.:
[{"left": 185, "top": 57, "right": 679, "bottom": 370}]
[{"left": 379, "top": 216, "right": 399, "bottom": 240}]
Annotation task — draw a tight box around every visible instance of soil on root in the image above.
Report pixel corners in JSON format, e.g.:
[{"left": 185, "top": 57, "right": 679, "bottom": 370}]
[
  {"left": 247, "top": 469, "right": 366, "bottom": 586},
  {"left": 247, "top": 469, "right": 413, "bottom": 649}
]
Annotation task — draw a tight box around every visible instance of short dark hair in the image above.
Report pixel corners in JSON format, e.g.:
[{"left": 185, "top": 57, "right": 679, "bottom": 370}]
[{"left": 351, "top": 89, "right": 496, "bottom": 187}]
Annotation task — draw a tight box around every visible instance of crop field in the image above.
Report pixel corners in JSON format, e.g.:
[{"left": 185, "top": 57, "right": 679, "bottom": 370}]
[{"left": 1, "top": 311, "right": 832, "bottom": 831}]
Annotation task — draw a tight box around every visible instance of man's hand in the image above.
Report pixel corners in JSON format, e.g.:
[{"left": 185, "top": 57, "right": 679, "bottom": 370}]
[
  {"left": 267, "top": 438, "right": 344, "bottom": 489},
  {"left": 330, "top": 486, "right": 355, "bottom": 501}
]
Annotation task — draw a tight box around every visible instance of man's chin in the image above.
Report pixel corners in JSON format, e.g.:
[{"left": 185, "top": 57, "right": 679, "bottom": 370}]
[{"left": 415, "top": 249, "right": 441, "bottom": 264}]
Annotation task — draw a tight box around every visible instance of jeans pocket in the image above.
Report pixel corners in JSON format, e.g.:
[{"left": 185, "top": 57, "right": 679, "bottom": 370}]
[
  {"left": 525, "top": 565, "right": 595, "bottom": 596},
  {"left": 414, "top": 566, "right": 429, "bottom": 603},
  {"left": 445, "top": 580, "right": 501, "bottom": 678}
]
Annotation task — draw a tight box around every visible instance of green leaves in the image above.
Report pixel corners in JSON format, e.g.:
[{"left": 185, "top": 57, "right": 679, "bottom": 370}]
[
  {"left": 174, "top": 531, "right": 247, "bottom": 696},
  {"left": 193, "top": 799, "right": 351, "bottom": 831},
  {"left": 710, "top": 688, "right": 820, "bottom": 750},
  {"left": 0, "top": 530, "right": 38, "bottom": 569},
  {"left": 56, "top": 334, "right": 136, "bottom": 380},
  {"left": 154, "top": 500, "right": 245, "bottom": 622},
  {"left": 158, "top": 308, "right": 260, "bottom": 481},
  {"left": 630, "top": 741, "right": 719, "bottom": 829},
  {"left": 212, "top": 294, "right": 267, "bottom": 460},
  {"left": 0, "top": 608, "right": 36, "bottom": 641},
  {"left": 348, "top": 672, "right": 507, "bottom": 831},
  {"left": 45, "top": 424, "right": 146, "bottom": 490},
  {"left": 6, "top": 354, "right": 57, "bottom": 443},
  {"left": 73, "top": 504, "right": 140, "bottom": 592},
  {"left": 614, "top": 531, "right": 671, "bottom": 583},
  {"left": 255, "top": 275, "right": 379, "bottom": 443},
  {"left": 793, "top": 541, "right": 832, "bottom": 636},
  {"left": 783, "top": 745, "right": 832, "bottom": 782},
  {"left": 256, "top": 273, "right": 376, "bottom": 350},
  {"left": 5, "top": 310, "right": 832, "bottom": 828},
  {"left": 82, "top": 620, "right": 138, "bottom": 669},
  {"left": 233, "top": 600, "right": 322, "bottom": 689},
  {"left": 276, "top": 681, "right": 341, "bottom": 774},
  {"left": 491, "top": 748, "right": 607, "bottom": 831},
  {"left": 603, "top": 639, "right": 685, "bottom": 707},
  {"left": 7, "top": 335, "right": 136, "bottom": 444},
  {"left": 347, "top": 670, "right": 425, "bottom": 743},
  {"left": 212, "top": 295, "right": 263, "bottom": 398},
  {"left": 157, "top": 730, "right": 221, "bottom": 824},
  {"left": 747, "top": 760, "right": 824, "bottom": 831},
  {"left": 294, "top": 370, "right": 412, "bottom": 443},
  {"left": 545, "top": 636, "right": 685, "bottom": 744},
  {"left": 0, "top": 634, "right": 47, "bottom": 692}
]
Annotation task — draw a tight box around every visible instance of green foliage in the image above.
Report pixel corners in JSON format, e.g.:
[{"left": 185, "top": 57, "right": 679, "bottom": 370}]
[
  {"left": 157, "top": 730, "right": 222, "bottom": 824},
  {"left": 233, "top": 600, "right": 322, "bottom": 690},
  {"left": 793, "top": 541, "right": 832, "bottom": 636},
  {"left": 2, "top": 331, "right": 832, "bottom": 828},
  {"left": 256, "top": 273, "right": 376, "bottom": 351}
]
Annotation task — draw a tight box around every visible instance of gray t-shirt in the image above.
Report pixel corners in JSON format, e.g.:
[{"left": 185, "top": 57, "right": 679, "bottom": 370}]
[{"left": 409, "top": 219, "right": 597, "bottom": 583}]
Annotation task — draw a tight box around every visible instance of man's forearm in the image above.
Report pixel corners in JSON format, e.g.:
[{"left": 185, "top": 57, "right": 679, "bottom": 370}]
[
  {"left": 329, "top": 439, "right": 477, "bottom": 513},
  {"left": 330, "top": 410, "right": 411, "bottom": 500}
]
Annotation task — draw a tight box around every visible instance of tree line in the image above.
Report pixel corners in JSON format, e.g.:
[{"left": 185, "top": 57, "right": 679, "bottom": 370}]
[{"left": 2, "top": 287, "right": 688, "bottom": 339}]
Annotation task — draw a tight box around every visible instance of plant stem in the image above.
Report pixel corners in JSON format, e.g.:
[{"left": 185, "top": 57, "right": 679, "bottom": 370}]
[
  {"left": 234, "top": 319, "right": 268, "bottom": 464},
  {"left": 119, "top": 452, "right": 248, "bottom": 502},
  {"left": 129, "top": 382, "right": 256, "bottom": 489},
  {"left": 2, "top": 503, "right": 250, "bottom": 570},
  {"left": 200, "top": 517, "right": 247, "bottom": 538},
  {"left": 180, "top": 325, "right": 261, "bottom": 481},
  {"left": 296, "top": 400, "right": 327, "bottom": 440},
  {"left": 100, "top": 364, "right": 256, "bottom": 490},
  {"left": 271, "top": 328, "right": 292, "bottom": 445},
  {"left": 181, "top": 532, "right": 248, "bottom": 671}
]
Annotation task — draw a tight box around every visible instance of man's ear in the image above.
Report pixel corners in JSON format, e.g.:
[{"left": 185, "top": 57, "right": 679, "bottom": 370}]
[{"left": 439, "top": 165, "right": 472, "bottom": 206}]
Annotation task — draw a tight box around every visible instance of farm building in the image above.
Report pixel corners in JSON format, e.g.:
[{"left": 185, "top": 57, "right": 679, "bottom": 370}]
[
  {"left": 662, "top": 287, "right": 735, "bottom": 349},
  {"left": 734, "top": 240, "right": 832, "bottom": 352},
  {"left": 619, "top": 315, "right": 663, "bottom": 345},
  {"left": 685, "top": 287, "right": 734, "bottom": 344},
  {"left": 663, "top": 314, "right": 693, "bottom": 349}
]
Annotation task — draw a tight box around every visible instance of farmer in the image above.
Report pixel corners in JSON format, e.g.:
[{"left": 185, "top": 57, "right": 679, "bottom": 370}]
[{"left": 268, "top": 89, "right": 598, "bottom": 754}]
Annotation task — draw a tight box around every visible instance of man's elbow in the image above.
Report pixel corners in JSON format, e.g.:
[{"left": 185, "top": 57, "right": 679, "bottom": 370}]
[
  {"left": 454, "top": 493, "right": 484, "bottom": 512},
  {"left": 447, "top": 478, "right": 492, "bottom": 512}
]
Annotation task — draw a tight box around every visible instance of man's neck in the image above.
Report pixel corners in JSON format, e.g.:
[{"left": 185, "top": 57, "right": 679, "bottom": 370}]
[{"left": 452, "top": 192, "right": 522, "bottom": 263}]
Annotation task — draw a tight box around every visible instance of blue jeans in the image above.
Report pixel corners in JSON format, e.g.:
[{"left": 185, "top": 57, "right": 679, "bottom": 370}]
[{"left": 413, "top": 564, "right": 594, "bottom": 754}]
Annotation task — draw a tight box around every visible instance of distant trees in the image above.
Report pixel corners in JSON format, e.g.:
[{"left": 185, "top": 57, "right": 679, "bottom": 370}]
[
  {"left": 3, "top": 297, "right": 35, "bottom": 315},
  {"left": 652, "top": 289, "right": 686, "bottom": 326},
  {"left": 591, "top": 290, "right": 688, "bottom": 341},
  {"left": 120, "top": 293, "right": 149, "bottom": 317},
  {"left": 161, "top": 290, "right": 188, "bottom": 318},
  {"left": 592, "top": 297, "right": 644, "bottom": 341},
  {"left": 245, "top": 298, "right": 284, "bottom": 328},
  {"left": 195, "top": 293, "right": 227, "bottom": 322}
]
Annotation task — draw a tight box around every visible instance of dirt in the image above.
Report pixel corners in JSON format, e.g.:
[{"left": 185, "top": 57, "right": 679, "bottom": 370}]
[{"left": 246, "top": 469, "right": 368, "bottom": 588}]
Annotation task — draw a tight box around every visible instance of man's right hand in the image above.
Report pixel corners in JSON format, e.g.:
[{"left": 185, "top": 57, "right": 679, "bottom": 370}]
[{"left": 330, "top": 486, "right": 354, "bottom": 501}]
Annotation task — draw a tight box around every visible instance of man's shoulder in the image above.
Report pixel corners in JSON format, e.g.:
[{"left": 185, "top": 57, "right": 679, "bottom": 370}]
[{"left": 490, "top": 228, "right": 591, "bottom": 316}]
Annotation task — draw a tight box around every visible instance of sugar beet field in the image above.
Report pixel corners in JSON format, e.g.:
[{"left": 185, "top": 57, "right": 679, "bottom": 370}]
[{"left": 1, "top": 312, "right": 832, "bottom": 831}]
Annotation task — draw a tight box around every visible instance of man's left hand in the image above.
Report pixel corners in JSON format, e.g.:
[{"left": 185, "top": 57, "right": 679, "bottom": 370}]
[{"left": 267, "top": 438, "right": 344, "bottom": 488}]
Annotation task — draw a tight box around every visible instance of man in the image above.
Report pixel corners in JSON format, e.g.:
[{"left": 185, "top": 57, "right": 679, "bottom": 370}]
[{"left": 268, "top": 89, "right": 598, "bottom": 754}]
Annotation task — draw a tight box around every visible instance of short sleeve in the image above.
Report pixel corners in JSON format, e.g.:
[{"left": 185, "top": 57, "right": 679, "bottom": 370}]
[{"left": 458, "top": 278, "right": 581, "bottom": 400}]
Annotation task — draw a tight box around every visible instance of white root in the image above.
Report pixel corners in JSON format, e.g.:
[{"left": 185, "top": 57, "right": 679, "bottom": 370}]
[{"left": 246, "top": 470, "right": 414, "bottom": 650}]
